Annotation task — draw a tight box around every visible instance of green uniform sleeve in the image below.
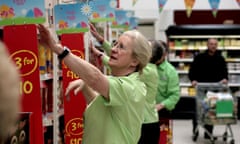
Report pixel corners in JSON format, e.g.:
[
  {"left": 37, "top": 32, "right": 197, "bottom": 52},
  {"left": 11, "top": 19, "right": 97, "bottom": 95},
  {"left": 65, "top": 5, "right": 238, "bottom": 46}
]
[
  {"left": 161, "top": 69, "right": 180, "bottom": 110},
  {"left": 102, "top": 41, "right": 112, "bottom": 56},
  {"left": 102, "top": 55, "right": 110, "bottom": 69}
]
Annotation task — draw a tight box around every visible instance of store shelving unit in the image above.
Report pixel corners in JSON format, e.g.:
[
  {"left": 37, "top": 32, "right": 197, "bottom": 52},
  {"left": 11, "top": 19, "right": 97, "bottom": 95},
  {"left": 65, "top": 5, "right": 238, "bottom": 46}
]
[
  {"left": 165, "top": 24, "right": 240, "bottom": 119},
  {"left": 165, "top": 24, "right": 240, "bottom": 97}
]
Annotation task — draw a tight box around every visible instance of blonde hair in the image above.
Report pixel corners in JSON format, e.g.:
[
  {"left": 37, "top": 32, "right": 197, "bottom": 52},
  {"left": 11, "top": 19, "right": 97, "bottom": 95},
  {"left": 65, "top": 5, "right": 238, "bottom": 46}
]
[
  {"left": 0, "top": 42, "right": 21, "bottom": 143},
  {"left": 122, "top": 30, "right": 151, "bottom": 73}
]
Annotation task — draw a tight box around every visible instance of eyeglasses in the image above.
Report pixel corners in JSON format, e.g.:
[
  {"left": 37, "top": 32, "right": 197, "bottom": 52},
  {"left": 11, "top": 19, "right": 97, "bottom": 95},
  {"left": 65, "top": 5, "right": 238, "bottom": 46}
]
[{"left": 111, "top": 41, "right": 126, "bottom": 50}]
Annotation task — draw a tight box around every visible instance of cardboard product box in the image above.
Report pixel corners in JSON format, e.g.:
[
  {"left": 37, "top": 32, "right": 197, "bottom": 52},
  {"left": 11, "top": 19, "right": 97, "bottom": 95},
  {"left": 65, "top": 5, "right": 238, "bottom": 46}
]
[{"left": 216, "top": 100, "right": 234, "bottom": 118}]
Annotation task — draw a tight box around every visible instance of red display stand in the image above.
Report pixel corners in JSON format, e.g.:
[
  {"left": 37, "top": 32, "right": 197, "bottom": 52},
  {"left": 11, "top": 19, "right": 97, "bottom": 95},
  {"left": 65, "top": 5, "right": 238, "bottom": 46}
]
[
  {"left": 61, "top": 33, "right": 86, "bottom": 144},
  {"left": 159, "top": 119, "right": 173, "bottom": 144},
  {"left": 3, "top": 24, "right": 44, "bottom": 144}
]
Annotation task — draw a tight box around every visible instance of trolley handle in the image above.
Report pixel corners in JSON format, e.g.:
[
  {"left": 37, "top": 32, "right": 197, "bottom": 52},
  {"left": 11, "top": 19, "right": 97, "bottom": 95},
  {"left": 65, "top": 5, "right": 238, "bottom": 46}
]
[{"left": 196, "top": 82, "right": 226, "bottom": 87}]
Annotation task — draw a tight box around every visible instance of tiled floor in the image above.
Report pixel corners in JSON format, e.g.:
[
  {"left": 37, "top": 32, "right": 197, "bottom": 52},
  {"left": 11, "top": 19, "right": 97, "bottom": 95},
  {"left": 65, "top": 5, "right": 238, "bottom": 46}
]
[{"left": 173, "top": 120, "right": 240, "bottom": 144}]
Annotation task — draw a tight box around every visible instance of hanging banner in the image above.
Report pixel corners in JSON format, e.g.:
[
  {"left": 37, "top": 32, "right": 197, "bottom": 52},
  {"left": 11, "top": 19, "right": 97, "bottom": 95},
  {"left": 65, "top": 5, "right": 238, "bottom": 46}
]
[
  {"left": 129, "top": 17, "right": 139, "bottom": 30},
  {"left": 208, "top": 0, "right": 220, "bottom": 17},
  {"left": 132, "top": 0, "right": 139, "bottom": 6},
  {"left": 54, "top": 3, "right": 90, "bottom": 35},
  {"left": 111, "top": 9, "right": 134, "bottom": 29},
  {"left": 3, "top": 24, "right": 44, "bottom": 144},
  {"left": 184, "top": 0, "right": 195, "bottom": 17},
  {"left": 236, "top": 0, "right": 240, "bottom": 7},
  {"left": 89, "top": 0, "right": 116, "bottom": 23},
  {"left": 61, "top": 33, "right": 87, "bottom": 144},
  {"left": 158, "top": 0, "right": 168, "bottom": 12},
  {"left": 0, "top": 0, "right": 45, "bottom": 26}
]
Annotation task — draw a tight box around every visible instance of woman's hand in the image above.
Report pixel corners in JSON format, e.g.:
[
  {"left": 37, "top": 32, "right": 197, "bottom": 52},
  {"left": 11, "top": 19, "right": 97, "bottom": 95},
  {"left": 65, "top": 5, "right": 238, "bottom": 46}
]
[
  {"left": 89, "top": 40, "right": 102, "bottom": 57},
  {"left": 37, "top": 24, "right": 63, "bottom": 54},
  {"left": 65, "top": 79, "right": 85, "bottom": 100},
  {"left": 89, "top": 23, "right": 104, "bottom": 43}
]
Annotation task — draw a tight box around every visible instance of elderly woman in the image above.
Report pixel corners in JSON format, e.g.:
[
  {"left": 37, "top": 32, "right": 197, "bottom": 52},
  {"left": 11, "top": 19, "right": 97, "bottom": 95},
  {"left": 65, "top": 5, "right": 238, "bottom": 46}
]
[
  {"left": 0, "top": 42, "right": 21, "bottom": 144},
  {"left": 37, "top": 24, "right": 151, "bottom": 144},
  {"left": 87, "top": 23, "right": 160, "bottom": 144}
]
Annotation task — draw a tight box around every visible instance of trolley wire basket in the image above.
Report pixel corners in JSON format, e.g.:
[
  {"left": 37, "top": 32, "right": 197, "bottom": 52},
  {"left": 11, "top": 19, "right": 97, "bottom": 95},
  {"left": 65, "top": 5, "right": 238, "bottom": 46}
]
[{"left": 192, "top": 83, "right": 238, "bottom": 144}]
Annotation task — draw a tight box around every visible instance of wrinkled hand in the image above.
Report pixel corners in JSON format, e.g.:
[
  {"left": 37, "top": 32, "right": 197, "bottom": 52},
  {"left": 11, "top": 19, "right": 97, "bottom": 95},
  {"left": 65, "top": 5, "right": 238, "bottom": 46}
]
[
  {"left": 37, "top": 24, "right": 58, "bottom": 51},
  {"left": 89, "top": 40, "right": 102, "bottom": 57},
  {"left": 65, "top": 79, "right": 85, "bottom": 100},
  {"left": 89, "top": 23, "right": 104, "bottom": 42}
]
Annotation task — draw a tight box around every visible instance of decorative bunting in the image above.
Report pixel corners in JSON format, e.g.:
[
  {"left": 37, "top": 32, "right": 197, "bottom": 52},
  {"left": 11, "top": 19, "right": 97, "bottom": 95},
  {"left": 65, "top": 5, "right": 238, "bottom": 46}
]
[
  {"left": 184, "top": 0, "right": 195, "bottom": 17},
  {"left": 208, "top": 0, "right": 220, "bottom": 17},
  {"left": 132, "top": 0, "right": 139, "bottom": 6},
  {"left": 158, "top": 0, "right": 168, "bottom": 12},
  {"left": 236, "top": 0, "right": 240, "bottom": 7}
]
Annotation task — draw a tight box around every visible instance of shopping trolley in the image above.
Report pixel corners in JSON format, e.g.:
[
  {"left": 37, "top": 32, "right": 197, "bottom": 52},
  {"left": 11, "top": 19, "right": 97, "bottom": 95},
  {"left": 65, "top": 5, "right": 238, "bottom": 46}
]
[{"left": 192, "top": 83, "right": 238, "bottom": 144}]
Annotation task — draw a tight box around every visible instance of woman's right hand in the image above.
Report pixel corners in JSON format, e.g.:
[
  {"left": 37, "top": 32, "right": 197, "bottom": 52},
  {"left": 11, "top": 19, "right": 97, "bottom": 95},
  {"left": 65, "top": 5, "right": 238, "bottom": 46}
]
[{"left": 37, "top": 24, "right": 64, "bottom": 55}]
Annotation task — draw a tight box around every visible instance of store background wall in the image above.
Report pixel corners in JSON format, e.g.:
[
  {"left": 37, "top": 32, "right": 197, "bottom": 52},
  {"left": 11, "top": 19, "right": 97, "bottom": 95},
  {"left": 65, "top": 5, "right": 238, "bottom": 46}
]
[{"left": 120, "top": 0, "right": 240, "bottom": 42}]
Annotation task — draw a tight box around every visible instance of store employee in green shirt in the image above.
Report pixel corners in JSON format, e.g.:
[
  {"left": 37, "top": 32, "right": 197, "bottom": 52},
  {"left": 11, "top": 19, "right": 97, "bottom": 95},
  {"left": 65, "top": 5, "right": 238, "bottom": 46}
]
[
  {"left": 89, "top": 24, "right": 160, "bottom": 144},
  {"left": 154, "top": 41, "right": 180, "bottom": 124},
  {"left": 38, "top": 24, "right": 151, "bottom": 144}
]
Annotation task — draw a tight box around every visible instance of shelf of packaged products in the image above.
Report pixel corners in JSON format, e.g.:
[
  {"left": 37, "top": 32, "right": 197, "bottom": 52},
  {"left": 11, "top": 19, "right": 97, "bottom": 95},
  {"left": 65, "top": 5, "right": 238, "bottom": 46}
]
[
  {"left": 177, "top": 70, "right": 240, "bottom": 74},
  {"left": 168, "top": 58, "right": 193, "bottom": 62},
  {"left": 169, "top": 58, "right": 240, "bottom": 62},
  {"left": 42, "top": 108, "right": 64, "bottom": 127},
  {"left": 169, "top": 46, "right": 240, "bottom": 50},
  {"left": 40, "top": 71, "right": 62, "bottom": 81},
  {"left": 179, "top": 82, "right": 240, "bottom": 87}
]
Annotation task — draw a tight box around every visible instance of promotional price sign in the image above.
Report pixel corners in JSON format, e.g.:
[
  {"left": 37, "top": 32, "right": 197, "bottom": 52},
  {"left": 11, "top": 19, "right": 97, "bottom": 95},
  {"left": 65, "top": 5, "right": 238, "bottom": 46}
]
[
  {"left": 61, "top": 33, "right": 86, "bottom": 144},
  {"left": 89, "top": 0, "right": 116, "bottom": 22},
  {"left": 0, "top": 0, "right": 45, "bottom": 26},
  {"left": 54, "top": 3, "right": 90, "bottom": 35},
  {"left": 111, "top": 9, "right": 133, "bottom": 29},
  {"left": 3, "top": 24, "right": 44, "bottom": 144}
]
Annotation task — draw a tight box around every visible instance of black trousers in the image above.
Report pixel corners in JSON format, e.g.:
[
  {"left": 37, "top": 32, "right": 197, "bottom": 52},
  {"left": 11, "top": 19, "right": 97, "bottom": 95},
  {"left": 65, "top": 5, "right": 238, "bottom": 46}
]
[
  {"left": 138, "top": 122, "right": 160, "bottom": 144},
  {"left": 192, "top": 114, "right": 213, "bottom": 137}
]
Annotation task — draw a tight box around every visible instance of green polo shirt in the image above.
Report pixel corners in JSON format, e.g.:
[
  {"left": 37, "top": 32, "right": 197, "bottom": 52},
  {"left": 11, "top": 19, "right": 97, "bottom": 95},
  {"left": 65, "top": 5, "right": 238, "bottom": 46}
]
[
  {"left": 140, "top": 63, "right": 159, "bottom": 123},
  {"left": 156, "top": 60, "right": 180, "bottom": 110},
  {"left": 82, "top": 72, "right": 146, "bottom": 144},
  {"left": 101, "top": 41, "right": 159, "bottom": 124}
]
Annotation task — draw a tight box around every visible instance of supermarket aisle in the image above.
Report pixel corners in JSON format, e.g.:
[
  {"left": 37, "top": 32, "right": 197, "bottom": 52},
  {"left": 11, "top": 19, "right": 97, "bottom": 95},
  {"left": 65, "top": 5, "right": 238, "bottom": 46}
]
[{"left": 173, "top": 120, "right": 240, "bottom": 144}]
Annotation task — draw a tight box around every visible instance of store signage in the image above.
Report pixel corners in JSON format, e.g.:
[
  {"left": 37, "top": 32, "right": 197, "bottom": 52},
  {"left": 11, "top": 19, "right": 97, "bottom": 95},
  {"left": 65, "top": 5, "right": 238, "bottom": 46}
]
[
  {"left": 208, "top": 0, "right": 220, "bottom": 17},
  {"left": 3, "top": 24, "right": 44, "bottom": 144},
  {"left": 129, "top": 16, "right": 139, "bottom": 30},
  {"left": 237, "top": 0, "right": 240, "bottom": 7},
  {"left": 61, "top": 33, "right": 86, "bottom": 144},
  {"left": 0, "top": 0, "right": 45, "bottom": 26},
  {"left": 89, "top": 0, "right": 116, "bottom": 22},
  {"left": 158, "top": 0, "right": 168, "bottom": 12},
  {"left": 184, "top": 0, "right": 195, "bottom": 17},
  {"left": 111, "top": 9, "right": 133, "bottom": 29},
  {"left": 54, "top": 3, "right": 90, "bottom": 35}
]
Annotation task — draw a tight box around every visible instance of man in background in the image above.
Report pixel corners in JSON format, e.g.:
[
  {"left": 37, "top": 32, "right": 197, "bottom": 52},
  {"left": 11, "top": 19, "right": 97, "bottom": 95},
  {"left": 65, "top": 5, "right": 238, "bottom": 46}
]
[{"left": 188, "top": 38, "right": 228, "bottom": 139}]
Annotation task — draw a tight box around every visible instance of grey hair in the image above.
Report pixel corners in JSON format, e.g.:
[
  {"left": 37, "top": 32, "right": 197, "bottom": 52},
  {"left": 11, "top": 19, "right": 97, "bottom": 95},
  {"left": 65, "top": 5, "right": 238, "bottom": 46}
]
[
  {"left": 0, "top": 42, "right": 21, "bottom": 143},
  {"left": 122, "top": 30, "right": 151, "bottom": 74}
]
